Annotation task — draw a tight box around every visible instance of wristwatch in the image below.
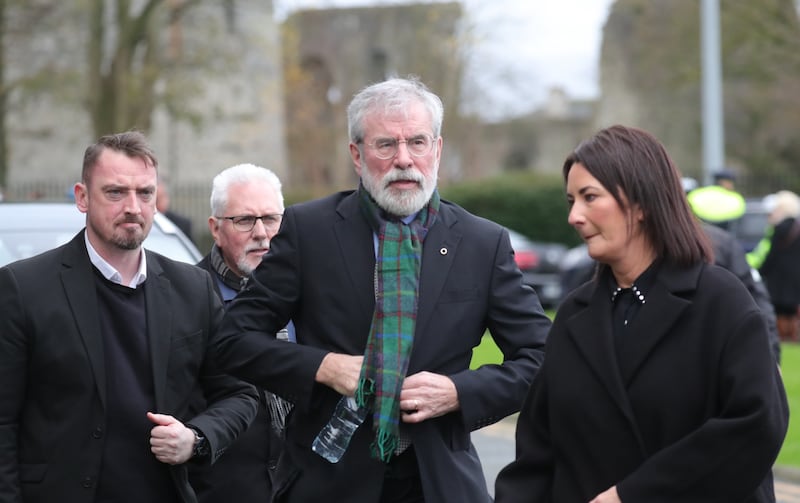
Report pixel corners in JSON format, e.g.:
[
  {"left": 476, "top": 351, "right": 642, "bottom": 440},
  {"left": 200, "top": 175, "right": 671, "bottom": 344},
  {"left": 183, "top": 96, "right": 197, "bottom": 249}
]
[{"left": 188, "top": 426, "right": 210, "bottom": 459}]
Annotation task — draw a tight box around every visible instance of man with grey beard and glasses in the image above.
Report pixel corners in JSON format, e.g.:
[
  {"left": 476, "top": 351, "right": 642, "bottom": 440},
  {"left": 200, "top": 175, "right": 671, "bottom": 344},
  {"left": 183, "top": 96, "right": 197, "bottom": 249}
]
[
  {"left": 190, "top": 163, "right": 293, "bottom": 502},
  {"left": 211, "top": 76, "right": 551, "bottom": 503}
]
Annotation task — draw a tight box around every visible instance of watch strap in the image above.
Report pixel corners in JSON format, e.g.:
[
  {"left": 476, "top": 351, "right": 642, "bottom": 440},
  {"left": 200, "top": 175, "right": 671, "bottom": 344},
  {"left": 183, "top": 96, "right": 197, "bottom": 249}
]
[{"left": 188, "top": 426, "right": 210, "bottom": 459}]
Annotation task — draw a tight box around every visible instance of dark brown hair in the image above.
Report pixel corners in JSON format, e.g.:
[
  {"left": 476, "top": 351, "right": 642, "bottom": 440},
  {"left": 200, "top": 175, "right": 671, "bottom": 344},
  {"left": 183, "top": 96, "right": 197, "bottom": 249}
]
[
  {"left": 81, "top": 130, "right": 158, "bottom": 184},
  {"left": 563, "top": 125, "right": 712, "bottom": 267}
]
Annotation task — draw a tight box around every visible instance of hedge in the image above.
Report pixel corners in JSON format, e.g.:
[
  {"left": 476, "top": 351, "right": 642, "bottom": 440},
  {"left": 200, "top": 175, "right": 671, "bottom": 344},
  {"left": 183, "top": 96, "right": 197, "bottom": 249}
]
[{"left": 441, "top": 172, "right": 581, "bottom": 246}]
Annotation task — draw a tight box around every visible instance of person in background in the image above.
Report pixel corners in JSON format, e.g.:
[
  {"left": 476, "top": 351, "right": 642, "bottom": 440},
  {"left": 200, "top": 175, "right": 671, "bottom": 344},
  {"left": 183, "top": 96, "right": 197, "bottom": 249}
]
[
  {"left": 198, "top": 163, "right": 286, "bottom": 309},
  {"left": 686, "top": 185, "right": 781, "bottom": 363},
  {"left": 712, "top": 168, "right": 738, "bottom": 191},
  {"left": 211, "top": 76, "right": 551, "bottom": 502},
  {"left": 699, "top": 222, "right": 781, "bottom": 362},
  {"left": 0, "top": 131, "right": 258, "bottom": 503},
  {"left": 495, "top": 125, "right": 787, "bottom": 503},
  {"left": 157, "top": 175, "right": 194, "bottom": 241},
  {"left": 747, "top": 222, "right": 773, "bottom": 269},
  {"left": 190, "top": 163, "right": 292, "bottom": 501},
  {"left": 760, "top": 190, "right": 800, "bottom": 343}
]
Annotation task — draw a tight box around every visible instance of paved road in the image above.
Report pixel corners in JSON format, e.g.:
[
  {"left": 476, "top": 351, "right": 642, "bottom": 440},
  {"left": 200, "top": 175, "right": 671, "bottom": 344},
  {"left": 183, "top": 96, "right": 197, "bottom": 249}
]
[{"left": 473, "top": 416, "right": 800, "bottom": 502}]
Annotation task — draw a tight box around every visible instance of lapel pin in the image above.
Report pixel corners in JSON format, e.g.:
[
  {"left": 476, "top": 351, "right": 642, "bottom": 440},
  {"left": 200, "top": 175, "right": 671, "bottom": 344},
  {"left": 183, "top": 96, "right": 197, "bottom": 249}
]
[{"left": 440, "top": 247, "right": 448, "bottom": 255}]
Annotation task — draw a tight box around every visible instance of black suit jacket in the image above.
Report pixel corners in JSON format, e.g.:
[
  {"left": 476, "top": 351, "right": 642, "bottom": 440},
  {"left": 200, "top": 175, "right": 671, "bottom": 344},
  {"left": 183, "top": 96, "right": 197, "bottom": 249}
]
[
  {"left": 496, "top": 262, "right": 788, "bottom": 502},
  {"left": 188, "top": 255, "right": 273, "bottom": 503},
  {"left": 0, "top": 231, "right": 258, "bottom": 503},
  {"left": 213, "top": 190, "right": 552, "bottom": 502}
]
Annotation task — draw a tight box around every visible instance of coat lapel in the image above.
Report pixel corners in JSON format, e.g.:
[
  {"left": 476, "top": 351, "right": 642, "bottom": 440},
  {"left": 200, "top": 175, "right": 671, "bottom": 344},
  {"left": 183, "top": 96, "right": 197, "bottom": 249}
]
[
  {"left": 416, "top": 204, "right": 460, "bottom": 335},
  {"left": 144, "top": 252, "right": 171, "bottom": 411},
  {"left": 61, "top": 232, "right": 107, "bottom": 408},
  {"left": 566, "top": 282, "right": 634, "bottom": 422},
  {"left": 333, "top": 193, "right": 376, "bottom": 320},
  {"left": 616, "top": 263, "right": 698, "bottom": 385}
]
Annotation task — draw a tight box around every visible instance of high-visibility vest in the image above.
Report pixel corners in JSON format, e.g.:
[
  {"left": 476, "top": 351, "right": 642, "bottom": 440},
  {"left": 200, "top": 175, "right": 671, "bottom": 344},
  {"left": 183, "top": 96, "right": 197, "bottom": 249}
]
[
  {"left": 747, "top": 227, "right": 773, "bottom": 269},
  {"left": 687, "top": 185, "right": 746, "bottom": 223}
]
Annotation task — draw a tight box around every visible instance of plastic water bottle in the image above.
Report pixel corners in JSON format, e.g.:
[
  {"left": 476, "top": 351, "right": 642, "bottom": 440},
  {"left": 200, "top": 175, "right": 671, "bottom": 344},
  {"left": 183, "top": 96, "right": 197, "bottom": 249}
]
[
  {"left": 277, "top": 328, "right": 289, "bottom": 341},
  {"left": 312, "top": 395, "right": 368, "bottom": 463}
]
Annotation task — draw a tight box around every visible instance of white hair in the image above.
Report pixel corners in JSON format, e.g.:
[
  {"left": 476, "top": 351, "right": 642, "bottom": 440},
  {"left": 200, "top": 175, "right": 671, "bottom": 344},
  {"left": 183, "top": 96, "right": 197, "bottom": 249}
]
[
  {"left": 347, "top": 76, "right": 444, "bottom": 143},
  {"left": 765, "top": 190, "right": 800, "bottom": 225},
  {"left": 210, "top": 163, "right": 284, "bottom": 216}
]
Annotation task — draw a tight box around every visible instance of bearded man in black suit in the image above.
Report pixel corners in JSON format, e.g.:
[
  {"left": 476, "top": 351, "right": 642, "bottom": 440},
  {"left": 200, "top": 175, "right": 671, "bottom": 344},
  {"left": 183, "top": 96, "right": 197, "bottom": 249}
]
[{"left": 212, "top": 77, "right": 552, "bottom": 503}]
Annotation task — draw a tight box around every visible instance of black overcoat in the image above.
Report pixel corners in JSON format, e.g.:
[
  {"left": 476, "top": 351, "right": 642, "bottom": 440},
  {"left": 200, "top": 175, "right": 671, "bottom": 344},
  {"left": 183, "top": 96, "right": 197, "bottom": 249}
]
[{"left": 496, "top": 262, "right": 788, "bottom": 503}]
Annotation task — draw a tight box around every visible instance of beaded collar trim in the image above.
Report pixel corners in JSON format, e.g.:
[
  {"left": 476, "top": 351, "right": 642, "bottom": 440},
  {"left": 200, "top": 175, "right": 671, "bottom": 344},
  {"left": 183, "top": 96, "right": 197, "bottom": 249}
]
[{"left": 611, "top": 284, "right": 646, "bottom": 304}]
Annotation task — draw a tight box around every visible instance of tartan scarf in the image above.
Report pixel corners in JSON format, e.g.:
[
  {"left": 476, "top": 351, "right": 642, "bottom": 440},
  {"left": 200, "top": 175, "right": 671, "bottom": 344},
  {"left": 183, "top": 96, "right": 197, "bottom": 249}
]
[
  {"left": 355, "top": 184, "right": 440, "bottom": 462},
  {"left": 208, "top": 243, "right": 249, "bottom": 291}
]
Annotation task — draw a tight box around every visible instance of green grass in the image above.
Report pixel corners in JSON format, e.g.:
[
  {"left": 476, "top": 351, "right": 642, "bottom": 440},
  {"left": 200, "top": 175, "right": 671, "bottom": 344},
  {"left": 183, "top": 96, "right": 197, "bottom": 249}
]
[
  {"left": 469, "top": 310, "right": 556, "bottom": 370},
  {"left": 471, "top": 333, "right": 800, "bottom": 467},
  {"left": 470, "top": 334, "right": 504, "bottom": 369},
  {"left": 777, "top": 343, "right": 800, "bottom": 467}
]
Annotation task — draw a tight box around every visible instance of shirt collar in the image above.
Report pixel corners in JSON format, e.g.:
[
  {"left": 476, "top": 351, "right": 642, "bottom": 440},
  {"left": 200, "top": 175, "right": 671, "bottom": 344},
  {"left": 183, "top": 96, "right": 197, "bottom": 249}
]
[
  {"left": 84, "top": 231, "right": 147, "bottom": 288},
  {"left": 609, "top": 260, "right": 659, "bottom": 305}
]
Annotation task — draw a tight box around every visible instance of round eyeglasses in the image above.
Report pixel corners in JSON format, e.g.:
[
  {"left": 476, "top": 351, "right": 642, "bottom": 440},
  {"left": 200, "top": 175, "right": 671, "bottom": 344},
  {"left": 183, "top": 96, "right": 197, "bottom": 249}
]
[
  {"left": 218, "top": 214, "right": 282, "bottom": 232},
  {"left": 362, "top": 134, "right": 436, "bottom": 160}
]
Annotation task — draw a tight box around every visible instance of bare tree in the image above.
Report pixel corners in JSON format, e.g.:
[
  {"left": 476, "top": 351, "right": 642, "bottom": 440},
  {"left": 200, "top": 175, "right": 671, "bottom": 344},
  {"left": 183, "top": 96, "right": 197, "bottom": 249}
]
[
  {"left": 86, "top": 0, "right": 202, "bottom": 137},
  {"left": 0, "top": 0, "right": 7, "bottom": 187},
  {"left": 0, "top": 0, "right": 70, "bottom": 187}
]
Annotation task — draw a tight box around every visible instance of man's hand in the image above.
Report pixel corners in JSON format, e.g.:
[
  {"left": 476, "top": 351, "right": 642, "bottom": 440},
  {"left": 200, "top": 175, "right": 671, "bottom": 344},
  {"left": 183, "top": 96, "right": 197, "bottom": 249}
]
[
  {"left": 315, "top": 353, "right": 364, "bottom": 395},
  {"left": 146, "top": 412, "right": 196, "bottom": 465},
  {"left": 399, "top": 371, "right": 459, "bottom": 423},
  {"left": 589, "top": 486, "right": 621, "bottom": 503}
]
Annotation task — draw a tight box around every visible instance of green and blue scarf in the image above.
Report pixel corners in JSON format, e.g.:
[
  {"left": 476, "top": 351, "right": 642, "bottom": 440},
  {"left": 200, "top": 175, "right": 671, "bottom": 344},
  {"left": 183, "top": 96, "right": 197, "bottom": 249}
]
[{"left": 356, "top": 185, "right": 440, "bottom": 462}]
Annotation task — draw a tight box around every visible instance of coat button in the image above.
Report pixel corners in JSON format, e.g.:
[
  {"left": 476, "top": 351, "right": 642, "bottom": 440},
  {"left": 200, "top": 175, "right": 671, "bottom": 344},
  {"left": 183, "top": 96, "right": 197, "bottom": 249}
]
[
  {"left": 81, "top": 476, "right": 95, "bottom": 488},
  {"left": 91, "top": 426, "right": 104, "bottom": 439}
]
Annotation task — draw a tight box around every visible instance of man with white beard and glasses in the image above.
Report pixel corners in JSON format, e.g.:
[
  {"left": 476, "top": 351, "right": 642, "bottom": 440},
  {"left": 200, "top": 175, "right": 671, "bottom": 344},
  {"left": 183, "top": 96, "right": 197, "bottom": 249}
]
[
  {"left": 190, "top": 163, "right": 293, "bottom": 502},
  {"left": 210, "top": 76, "right": 551, "bottom": 503}
]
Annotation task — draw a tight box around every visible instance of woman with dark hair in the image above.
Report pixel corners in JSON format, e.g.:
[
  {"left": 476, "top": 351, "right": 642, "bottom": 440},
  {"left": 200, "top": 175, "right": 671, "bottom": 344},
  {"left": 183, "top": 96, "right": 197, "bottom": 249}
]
[{"left": 495, "top": 125, "right": 788, "bottom": 503}]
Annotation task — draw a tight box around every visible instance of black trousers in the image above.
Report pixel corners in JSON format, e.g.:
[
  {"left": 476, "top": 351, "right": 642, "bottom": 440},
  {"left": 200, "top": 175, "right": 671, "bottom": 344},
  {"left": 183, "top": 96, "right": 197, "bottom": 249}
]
[{"left": 380, "top": 446, "right": 424, "bottom": 503}]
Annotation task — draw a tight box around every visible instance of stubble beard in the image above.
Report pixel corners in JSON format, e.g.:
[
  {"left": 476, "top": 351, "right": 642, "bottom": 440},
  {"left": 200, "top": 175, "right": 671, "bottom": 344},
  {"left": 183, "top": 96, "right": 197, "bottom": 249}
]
[
  {"left": 107, "top": 218, "right": 149, "bottom": 250},
  {"left": 112, "top": 233, "right": 145, "bottom": 250}
]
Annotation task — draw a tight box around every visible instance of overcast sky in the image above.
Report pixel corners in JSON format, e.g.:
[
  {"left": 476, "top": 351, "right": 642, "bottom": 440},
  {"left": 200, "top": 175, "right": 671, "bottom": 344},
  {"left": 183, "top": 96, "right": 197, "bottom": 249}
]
[{"left": 274, "top": 0, "right": 615, "bottom": 119}]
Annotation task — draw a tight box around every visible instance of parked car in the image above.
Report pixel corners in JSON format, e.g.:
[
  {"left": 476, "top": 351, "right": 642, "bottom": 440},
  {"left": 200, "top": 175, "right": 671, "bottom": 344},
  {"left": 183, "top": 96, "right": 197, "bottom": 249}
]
[
  {"left": 507, "top": 228, "right": 566, "bottom": 309},
  {"left": 0, "top": 202, "right": 202, "bottom": 267}
]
